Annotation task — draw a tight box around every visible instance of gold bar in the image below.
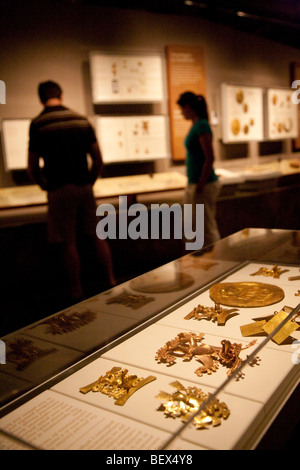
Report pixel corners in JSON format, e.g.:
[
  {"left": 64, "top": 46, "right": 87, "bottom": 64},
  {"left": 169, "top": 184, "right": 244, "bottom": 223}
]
[{"left": 240, "top": 320, "right": 266, "bottom": 337}]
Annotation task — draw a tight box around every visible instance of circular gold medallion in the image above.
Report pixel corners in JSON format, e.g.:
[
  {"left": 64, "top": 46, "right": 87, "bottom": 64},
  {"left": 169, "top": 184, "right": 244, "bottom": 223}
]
[
  {"left": 209, "top": 281, "right": 284, "bottom": 308},
  {"left": 231, "top": 119, "right": 240, "bottom": 136},
  {"left": 236, "top": 90, "right": 243, "bottom": 103}
]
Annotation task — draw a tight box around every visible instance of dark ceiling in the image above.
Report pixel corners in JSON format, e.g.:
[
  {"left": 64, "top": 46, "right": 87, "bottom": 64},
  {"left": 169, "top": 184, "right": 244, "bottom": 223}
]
[{"left": 59, "top": 0, "right": 300, "bottom": 49}]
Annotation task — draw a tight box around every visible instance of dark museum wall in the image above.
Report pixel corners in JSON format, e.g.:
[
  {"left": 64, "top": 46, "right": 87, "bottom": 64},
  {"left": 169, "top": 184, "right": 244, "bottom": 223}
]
[{"left": 1, "top": 0, "right": 300, "bottom": 188}]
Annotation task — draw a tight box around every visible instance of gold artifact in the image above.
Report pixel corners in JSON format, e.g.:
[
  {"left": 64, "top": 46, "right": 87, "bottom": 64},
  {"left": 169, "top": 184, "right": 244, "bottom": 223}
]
[
  {"left": 156, "top": 381, "right": 230, "bottom": 429},
  {"left": 184, "top": 302, "right": 239, "bottom": 325},
  {"left": 141, "top": 120, "right": 149, "bottom": 134},
  {"left": 296, "top": 290, "right": 300, "bottom": 297},
  {"left": 262, "top": 310, "right": 299, "bottom": 344},
  {"left": 209, "top": 281, "right": 284, "bottom": 307},
  {"left": 79, "top": 367, "right": 156, "bottom": 406},
  {"left": 231, "top": 119, "right": 240, "bottom": 135},
  {"left": 240, "top": 306, "right": 299, "bottom": 344},
  {"left": 240, "top": 320, "right": 268, "bottom": 337},
  {"left": 283, "top": 118, "right": 292, "bottom": 132},
  {"left": 155, "top": 332, "right": 256, "bottom": 378},
  {"left": 236, "top": 90, "right": 243, "bottom": 103},
  {"left": 250, "top": 265, "right": 289, "bottom": 279}
]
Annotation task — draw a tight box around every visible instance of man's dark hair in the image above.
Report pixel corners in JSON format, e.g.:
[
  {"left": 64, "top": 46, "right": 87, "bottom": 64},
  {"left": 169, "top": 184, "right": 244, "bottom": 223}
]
[{"left": 38, "top": 81, "right": 62, "bottom": 104}]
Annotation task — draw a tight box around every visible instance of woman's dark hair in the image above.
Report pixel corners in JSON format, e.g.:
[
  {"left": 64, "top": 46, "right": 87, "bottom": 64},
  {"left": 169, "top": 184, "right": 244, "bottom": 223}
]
[
  {"left": 177, "top": 91, "right": 208, "bottom": 120},
  {"left": 38, "top": 81, "right": 62, "bottom": 104}
]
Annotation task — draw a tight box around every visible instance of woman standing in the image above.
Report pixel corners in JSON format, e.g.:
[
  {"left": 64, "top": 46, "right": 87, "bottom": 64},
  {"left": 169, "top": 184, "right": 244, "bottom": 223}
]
[{"left": 177, "top": 91, "right": 220, "bottom": 249}]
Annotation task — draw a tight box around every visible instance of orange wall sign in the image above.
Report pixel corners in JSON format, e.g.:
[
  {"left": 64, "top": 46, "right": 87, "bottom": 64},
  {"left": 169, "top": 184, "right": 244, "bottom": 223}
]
[{"left": 166, "top": 45, "right": 206, "bottom": 161}]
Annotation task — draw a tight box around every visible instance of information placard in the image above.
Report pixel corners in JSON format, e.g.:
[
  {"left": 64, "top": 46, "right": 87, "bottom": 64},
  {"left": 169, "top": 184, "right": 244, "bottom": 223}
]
[
  {"left": 266, "top": 88, "right": 298, "bottom": 140},
  {"left": 166, "top": 45, "right": 206, "bottom": 161},
  {"left": 2, "top": 119, "right": 31, "bottom": 170},
  {"left": 221, "top": 84, "right": 264, "bottom": 143},
  {"left": 95, "top": 115, "right": 170, "bottom": 163},
  {"left": 90, "top": 52, "right": 164, "bottom": 103}
]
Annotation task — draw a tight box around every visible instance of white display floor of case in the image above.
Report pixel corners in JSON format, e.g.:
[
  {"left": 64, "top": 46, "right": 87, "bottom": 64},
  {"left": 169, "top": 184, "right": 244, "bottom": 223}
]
[{"left": 0, "top": 260, "right": 299, "bottom": 450}]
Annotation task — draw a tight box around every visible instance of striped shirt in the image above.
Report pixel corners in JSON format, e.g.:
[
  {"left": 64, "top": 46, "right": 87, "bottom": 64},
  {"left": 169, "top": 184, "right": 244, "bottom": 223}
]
[{"left": 29, "top": 105, "right": 97, "bottom": 190}]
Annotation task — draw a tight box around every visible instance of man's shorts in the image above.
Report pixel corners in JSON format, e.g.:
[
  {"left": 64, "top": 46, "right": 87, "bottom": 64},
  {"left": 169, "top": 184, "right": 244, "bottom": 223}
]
[{"left": 47, "top": 184, "right": 97, "bottom": 244}]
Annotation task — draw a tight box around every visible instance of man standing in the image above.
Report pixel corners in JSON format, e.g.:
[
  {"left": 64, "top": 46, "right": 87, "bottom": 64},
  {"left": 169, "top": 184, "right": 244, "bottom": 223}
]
[{"left": 28, "top": 80, "right": 116, "bottom": 302}]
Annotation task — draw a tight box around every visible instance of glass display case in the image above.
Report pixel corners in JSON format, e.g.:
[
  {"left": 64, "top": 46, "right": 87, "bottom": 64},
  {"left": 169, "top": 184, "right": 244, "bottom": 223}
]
[{"left": 0, "top": 228, "right": 299, "bottom": 450}]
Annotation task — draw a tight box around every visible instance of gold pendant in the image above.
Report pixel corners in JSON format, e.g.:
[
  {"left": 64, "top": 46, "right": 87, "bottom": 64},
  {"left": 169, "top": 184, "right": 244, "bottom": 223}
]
[
  {"left": 262, "top": 310, "right": 299, "bottom": 344},
  {"left": 79, "top": 367, "right": 156, "bottom": 405},
  {"left": 184, "top": 302, "right": 239, "bottom": 325},
  {"left": 240, "top": 306, "right": 299, "bottom": 344},
  {"left": 157, "top": 380, "right": 230, "bottom": 429},
  {"left": 250, "top": 265, "right": 289, "bottom": 279}
]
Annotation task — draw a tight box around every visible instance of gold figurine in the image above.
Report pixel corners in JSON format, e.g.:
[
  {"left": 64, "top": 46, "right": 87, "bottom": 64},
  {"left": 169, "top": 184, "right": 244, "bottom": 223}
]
[
  {"left": 184, "top": 302, "right": 239, "bottom": 325},
  {"left": 155, "top": 332, "right": 256, "bottom": 377},
  {"left": 79, "top": 367, "right": 156, "bottom": 406},
  {"left": 157, "top": 380, "right": 230, "bottom": 429},
  {"left": 250, "top": 265, "right": 289, "bottom": 279}
]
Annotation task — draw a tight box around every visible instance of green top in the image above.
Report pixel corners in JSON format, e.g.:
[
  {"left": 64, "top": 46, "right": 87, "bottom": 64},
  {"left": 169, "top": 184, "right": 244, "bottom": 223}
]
[{"left": 184, "top": 119, "right": 218, "bottom": 185}]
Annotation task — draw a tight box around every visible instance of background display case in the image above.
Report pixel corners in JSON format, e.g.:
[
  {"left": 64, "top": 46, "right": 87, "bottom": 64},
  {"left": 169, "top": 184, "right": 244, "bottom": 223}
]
[{"left": 0, "top": 229, "right": 299, "bottom": 450}]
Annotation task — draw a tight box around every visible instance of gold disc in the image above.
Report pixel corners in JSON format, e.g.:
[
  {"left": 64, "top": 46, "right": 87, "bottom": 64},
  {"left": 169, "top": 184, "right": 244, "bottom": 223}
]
[
  {"left": 231, "top": 119, "right": 240, "bottom": 135},
  {"left": 209, "top": 282, "right": 284, "bottom": 308},
  {"left": 236, "top": 90, "right": 244, "bottom": 103}
]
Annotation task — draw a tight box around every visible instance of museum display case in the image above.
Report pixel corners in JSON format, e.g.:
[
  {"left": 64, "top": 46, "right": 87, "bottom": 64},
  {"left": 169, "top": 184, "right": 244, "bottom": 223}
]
[{"left": 0, "top": 228, "right": 299, "bottom": 450}]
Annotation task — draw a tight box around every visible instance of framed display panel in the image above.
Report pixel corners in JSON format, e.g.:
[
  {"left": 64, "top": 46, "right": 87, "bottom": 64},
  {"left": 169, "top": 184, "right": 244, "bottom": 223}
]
[
  {"left": 95, "top": 115, "right": 170, "bottom": 163},
  {"left": 0, "top": 230, "right": 299, "bottom": 450},
  {"left": 266, "top": 87, "right": 299, "bottom": 141},
  {"left": 1, "top": 119, "right": 31, "bottom": 170},
  {"left": 290, "top": 62, "right": 300, "bottom": 151},
  {"left": 221, "top": 84, "right": 264, "bottom": 143},
  {"left": 90, "top": 52, "right": 164, "bottom": 103}
]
